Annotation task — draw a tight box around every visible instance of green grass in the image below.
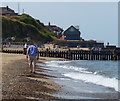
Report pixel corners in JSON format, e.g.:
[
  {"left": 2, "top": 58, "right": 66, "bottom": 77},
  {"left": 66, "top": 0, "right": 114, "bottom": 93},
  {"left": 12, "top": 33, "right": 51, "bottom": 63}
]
[{"left": 2, "top": 14, "right": 55, "bottom": 43}]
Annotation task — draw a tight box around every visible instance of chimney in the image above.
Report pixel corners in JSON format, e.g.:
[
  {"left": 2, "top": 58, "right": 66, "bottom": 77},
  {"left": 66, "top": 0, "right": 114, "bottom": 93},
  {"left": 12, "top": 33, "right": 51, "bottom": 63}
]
[
  {"left": 49, "top": 22, "right": 50, "bottom": 26},
  {"left": 6, "top": 6, "right": 9, "bottom": 10},
  {"left": 75, "top": 26, "right": 80, "bottom": 30}
]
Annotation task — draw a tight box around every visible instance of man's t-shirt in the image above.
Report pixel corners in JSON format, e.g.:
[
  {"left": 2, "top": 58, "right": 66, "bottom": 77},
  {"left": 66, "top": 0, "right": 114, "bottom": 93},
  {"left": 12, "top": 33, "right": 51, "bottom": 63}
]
[{"left": 27, "top": 45, "right": 38, "bottom": 56}]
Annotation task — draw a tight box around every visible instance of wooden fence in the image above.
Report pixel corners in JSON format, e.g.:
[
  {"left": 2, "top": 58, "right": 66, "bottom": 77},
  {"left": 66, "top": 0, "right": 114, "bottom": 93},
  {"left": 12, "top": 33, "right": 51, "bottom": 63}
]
[{"left": 1, "top": 49, "right": 120, "bottom": 60}]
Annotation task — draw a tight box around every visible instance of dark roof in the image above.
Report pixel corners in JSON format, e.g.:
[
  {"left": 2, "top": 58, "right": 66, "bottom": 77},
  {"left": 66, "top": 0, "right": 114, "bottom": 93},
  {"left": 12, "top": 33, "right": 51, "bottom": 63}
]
[
  {"left": 63, "top": 25, "right": 81, "bottom": 35},
  {"left": 66, "top": 25, "right": 79, "bottom": 31}
]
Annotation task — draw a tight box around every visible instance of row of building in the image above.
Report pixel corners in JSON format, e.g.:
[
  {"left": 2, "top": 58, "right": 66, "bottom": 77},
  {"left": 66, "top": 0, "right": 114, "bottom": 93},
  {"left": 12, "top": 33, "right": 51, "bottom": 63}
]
[
  {"left": 1, "top": 6, "right": 117, "bottom": 49},
  {"left": 47, "top": 22, "right": 105, "bottom": 48}
]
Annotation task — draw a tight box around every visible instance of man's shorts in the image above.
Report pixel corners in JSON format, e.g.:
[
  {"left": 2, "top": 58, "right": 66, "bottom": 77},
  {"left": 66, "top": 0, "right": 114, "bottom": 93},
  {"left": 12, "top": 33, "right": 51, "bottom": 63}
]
[{"left": 28, "top": 56, "right": 36, "bottom": 66}]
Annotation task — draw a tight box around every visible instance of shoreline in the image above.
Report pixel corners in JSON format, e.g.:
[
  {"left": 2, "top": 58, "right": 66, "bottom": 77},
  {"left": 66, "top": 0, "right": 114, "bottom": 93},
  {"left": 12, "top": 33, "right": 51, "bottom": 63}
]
[
  {"left": 1, "top": 53, "right": 119, "bottom": 100},
  {"left": 41, "top": 59, "right": 119, "bottom": 99},
  {"left": 2, "top": 53, "right": 63, "bottom": 100}
]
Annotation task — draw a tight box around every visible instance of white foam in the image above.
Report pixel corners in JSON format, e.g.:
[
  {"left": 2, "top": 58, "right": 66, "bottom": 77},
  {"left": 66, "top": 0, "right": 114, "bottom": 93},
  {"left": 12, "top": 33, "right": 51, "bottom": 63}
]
[
  {"left": 93, "top": 72, "right": 98, "bottom": 75},
  {"left": 45, "top": 60, "right": 70, "bottom": 64},
  {"left": 36, "top": 63, "right": 46, "bottom": 67},
  {"left": 46, "top": 61, "right": 92, "bottom": 74},
  {"left": 46, "top": 60, "right": 119, "bottom": 92},
  {"left": 63, "top": 72, "right": 118, "bottom": 92}
]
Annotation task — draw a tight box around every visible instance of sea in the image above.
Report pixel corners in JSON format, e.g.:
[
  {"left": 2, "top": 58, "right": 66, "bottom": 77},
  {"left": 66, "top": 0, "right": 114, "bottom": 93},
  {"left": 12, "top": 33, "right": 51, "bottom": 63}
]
[{"left": 37, "top": 60, "right": 119, "bottom": 99}]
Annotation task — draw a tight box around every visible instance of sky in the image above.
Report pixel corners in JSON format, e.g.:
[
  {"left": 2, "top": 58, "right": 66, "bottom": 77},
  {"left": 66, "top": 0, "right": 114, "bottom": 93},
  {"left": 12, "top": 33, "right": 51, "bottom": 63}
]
[{"left": 1, "top": 2, "right": 118, "bottom": 46}]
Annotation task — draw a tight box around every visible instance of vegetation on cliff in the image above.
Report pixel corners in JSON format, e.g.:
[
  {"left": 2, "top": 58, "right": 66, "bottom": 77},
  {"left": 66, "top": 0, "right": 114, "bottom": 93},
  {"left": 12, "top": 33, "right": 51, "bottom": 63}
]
[{"left": 2, "top": 14, "right": 55, "bottom": 43}]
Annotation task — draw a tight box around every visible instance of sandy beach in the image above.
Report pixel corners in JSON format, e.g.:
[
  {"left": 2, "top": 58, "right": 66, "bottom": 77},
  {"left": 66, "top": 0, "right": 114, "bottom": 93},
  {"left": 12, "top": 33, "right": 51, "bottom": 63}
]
[{"left": 1, "top": 53, "right": 63, "bottom": 100}]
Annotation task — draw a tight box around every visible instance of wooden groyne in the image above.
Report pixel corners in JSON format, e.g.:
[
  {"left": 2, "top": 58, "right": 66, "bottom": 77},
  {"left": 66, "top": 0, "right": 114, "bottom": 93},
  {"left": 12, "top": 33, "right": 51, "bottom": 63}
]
[
  {"left": 1, "top": 49, "right": 120, "bottom": 60},
  {"left": 39, "top": 50, "right": 120, "bottom": 60},
  {"left": 1, "top": 50, "right": 23, "bottom": 54}
]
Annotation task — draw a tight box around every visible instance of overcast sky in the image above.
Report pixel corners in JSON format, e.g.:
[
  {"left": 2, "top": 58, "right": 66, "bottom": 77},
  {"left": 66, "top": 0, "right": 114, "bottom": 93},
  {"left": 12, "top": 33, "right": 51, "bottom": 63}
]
[{"left": 2, "top": 2, "right": 118, "bottom": 46}]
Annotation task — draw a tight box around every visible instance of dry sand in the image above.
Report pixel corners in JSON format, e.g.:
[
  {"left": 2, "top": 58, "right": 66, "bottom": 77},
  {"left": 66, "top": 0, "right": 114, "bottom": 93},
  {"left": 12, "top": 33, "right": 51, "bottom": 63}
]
[{"left": 1, "top": 53, "right": 62, "bottom": 100}]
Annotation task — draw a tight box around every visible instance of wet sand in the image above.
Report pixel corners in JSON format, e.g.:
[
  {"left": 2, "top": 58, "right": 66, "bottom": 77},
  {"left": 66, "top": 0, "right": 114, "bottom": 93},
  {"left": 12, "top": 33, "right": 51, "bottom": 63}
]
[{"left": 1, "top": 53, "right": 62, "bottom": 100}]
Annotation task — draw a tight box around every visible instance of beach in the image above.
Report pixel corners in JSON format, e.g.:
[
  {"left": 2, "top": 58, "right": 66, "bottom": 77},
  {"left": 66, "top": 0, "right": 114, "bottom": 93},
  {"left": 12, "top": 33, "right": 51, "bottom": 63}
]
[
  {"left": 1, "top": 53, "right": 119, "bottom": 100},
  {"left": 1, "top": 53, "right": 62, "bottom": 100}
]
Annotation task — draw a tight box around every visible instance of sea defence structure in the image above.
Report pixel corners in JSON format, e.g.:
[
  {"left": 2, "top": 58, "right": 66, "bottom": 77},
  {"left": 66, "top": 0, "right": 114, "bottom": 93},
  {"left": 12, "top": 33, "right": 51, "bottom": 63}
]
[
  {"left": 1, "top": 49, "right": 120, "bottom": 60},
  {"left": 39, "top": 49, "right": 120, "bottom": 60}
]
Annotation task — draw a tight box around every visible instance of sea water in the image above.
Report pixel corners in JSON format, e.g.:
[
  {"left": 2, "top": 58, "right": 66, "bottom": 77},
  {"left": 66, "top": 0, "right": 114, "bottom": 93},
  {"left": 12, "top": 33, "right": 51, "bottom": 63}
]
[{"left": 37, "top": 60, "right": 119, "bottom": 99}]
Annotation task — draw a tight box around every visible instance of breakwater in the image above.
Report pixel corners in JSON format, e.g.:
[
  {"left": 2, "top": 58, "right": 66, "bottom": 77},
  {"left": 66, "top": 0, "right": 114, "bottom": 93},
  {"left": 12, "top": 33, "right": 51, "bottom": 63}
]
[
  {"left": 1, "top": 49, "right": 120, "bottom": 60},
  {"left": 39, "top": 50, "right": 120, "bottom": 60}
]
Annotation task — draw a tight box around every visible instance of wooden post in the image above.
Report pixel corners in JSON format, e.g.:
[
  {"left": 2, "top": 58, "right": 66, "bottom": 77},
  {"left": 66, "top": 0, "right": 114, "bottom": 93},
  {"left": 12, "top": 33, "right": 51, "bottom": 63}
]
[
  {"left": 112, "top": 49, "right": 117, "bottom": 60},
  {"left": 68, "top": 49, "right": 72, "bottom": 60},
  {"left": 90, "top": 50, "right": 93, "bottom": 60}
]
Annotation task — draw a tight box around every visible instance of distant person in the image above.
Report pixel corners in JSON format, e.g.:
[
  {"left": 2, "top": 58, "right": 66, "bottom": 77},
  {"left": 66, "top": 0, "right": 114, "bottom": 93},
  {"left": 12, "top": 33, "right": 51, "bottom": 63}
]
[
  {"left": 41, "top": 45, "right": 44, "bottom": 50},
  {"left": 26, "top": 44, "right": 39, "bottom": 73},
  {"left": 55, "top": 47, "right": 59, "bottom": 57},
  {"left": 46, "top": 48, "right": 49, "bottom": 51},
  {"left": 48, "top": 46, "right": 50, "bottom": 51},
  {"left": 24, "top": 43, "right": 28, "bottom": 48},
  {"left": 55, "top": 47, "right": 59, "bottom": 52},
  {"left": 68, "top": 48, "right": 71, "bottom": 51},
  {"left": 77, "top": 46, "right": 79, "bottom": 49},
  {"left": 8, "top": 42, "right": 11, "bottom": 47},
  {"left": 23, "top": 43, "right": 28, "bottom": 55}
]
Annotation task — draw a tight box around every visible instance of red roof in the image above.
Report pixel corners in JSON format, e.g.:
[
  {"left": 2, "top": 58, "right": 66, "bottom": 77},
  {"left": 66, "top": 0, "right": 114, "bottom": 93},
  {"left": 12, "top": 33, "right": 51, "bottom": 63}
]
[{"left": 51, "top": 26, "right": 63, "bottom": 31}]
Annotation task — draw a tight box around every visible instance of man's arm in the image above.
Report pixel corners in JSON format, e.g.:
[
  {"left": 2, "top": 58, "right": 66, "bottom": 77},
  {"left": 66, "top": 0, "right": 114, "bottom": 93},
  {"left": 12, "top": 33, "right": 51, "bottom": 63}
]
[{"left": 26, "top": 48, "right": 29, "bottom": 59}]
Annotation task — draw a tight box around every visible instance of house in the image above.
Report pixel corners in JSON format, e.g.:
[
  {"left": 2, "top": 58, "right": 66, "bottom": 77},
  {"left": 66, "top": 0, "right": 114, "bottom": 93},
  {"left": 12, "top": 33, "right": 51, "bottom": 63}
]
[
  {"left": 47, "top": 22, "right": 63, "bottom": 38},
  {"left": 0, "top": 6, "right": 18, "bottom": 16},
  {"left": 62, "top": 25, "right": 81, "bottom": 40}
]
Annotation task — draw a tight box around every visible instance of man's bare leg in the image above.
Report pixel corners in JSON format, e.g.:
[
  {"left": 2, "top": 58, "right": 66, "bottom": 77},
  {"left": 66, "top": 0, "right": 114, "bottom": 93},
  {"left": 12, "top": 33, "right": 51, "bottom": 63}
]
[
  {"left": 32, "top": 64, "right": 36, "bottom": 73},
  {"left": 29, "top": 62, "right": 33, "bottom": 73},
  {"left": 32, "top": 59, "right": 36, "bottom": 73}
]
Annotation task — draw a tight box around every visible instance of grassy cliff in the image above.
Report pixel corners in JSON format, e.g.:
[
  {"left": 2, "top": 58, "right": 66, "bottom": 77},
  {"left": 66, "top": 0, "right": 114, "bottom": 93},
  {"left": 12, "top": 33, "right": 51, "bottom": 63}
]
[{"left": 2, "top": 14, "right": 55, "bottom": 43}]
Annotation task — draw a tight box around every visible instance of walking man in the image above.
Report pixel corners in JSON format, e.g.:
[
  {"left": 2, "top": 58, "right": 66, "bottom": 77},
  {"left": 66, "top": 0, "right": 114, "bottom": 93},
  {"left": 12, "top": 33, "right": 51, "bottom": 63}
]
[{"left": 26, "top": 44, "right": 39, "bottom": 73}]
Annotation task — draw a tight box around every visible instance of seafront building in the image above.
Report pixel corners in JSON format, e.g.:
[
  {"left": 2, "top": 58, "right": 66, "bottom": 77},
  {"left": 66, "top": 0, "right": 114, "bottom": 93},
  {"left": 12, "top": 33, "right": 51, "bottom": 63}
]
[
  {"left": 47, "top": 22, "right": 63, "bottom": 38},
  {"left": 53, "top": 25, "right": 104, "bottom": 48},
  {"left": 62, "top": 25, "right": 81, "bottom": 40},
  {"left": 0, "top": 6, "right": 18, "bottom": 16}
]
